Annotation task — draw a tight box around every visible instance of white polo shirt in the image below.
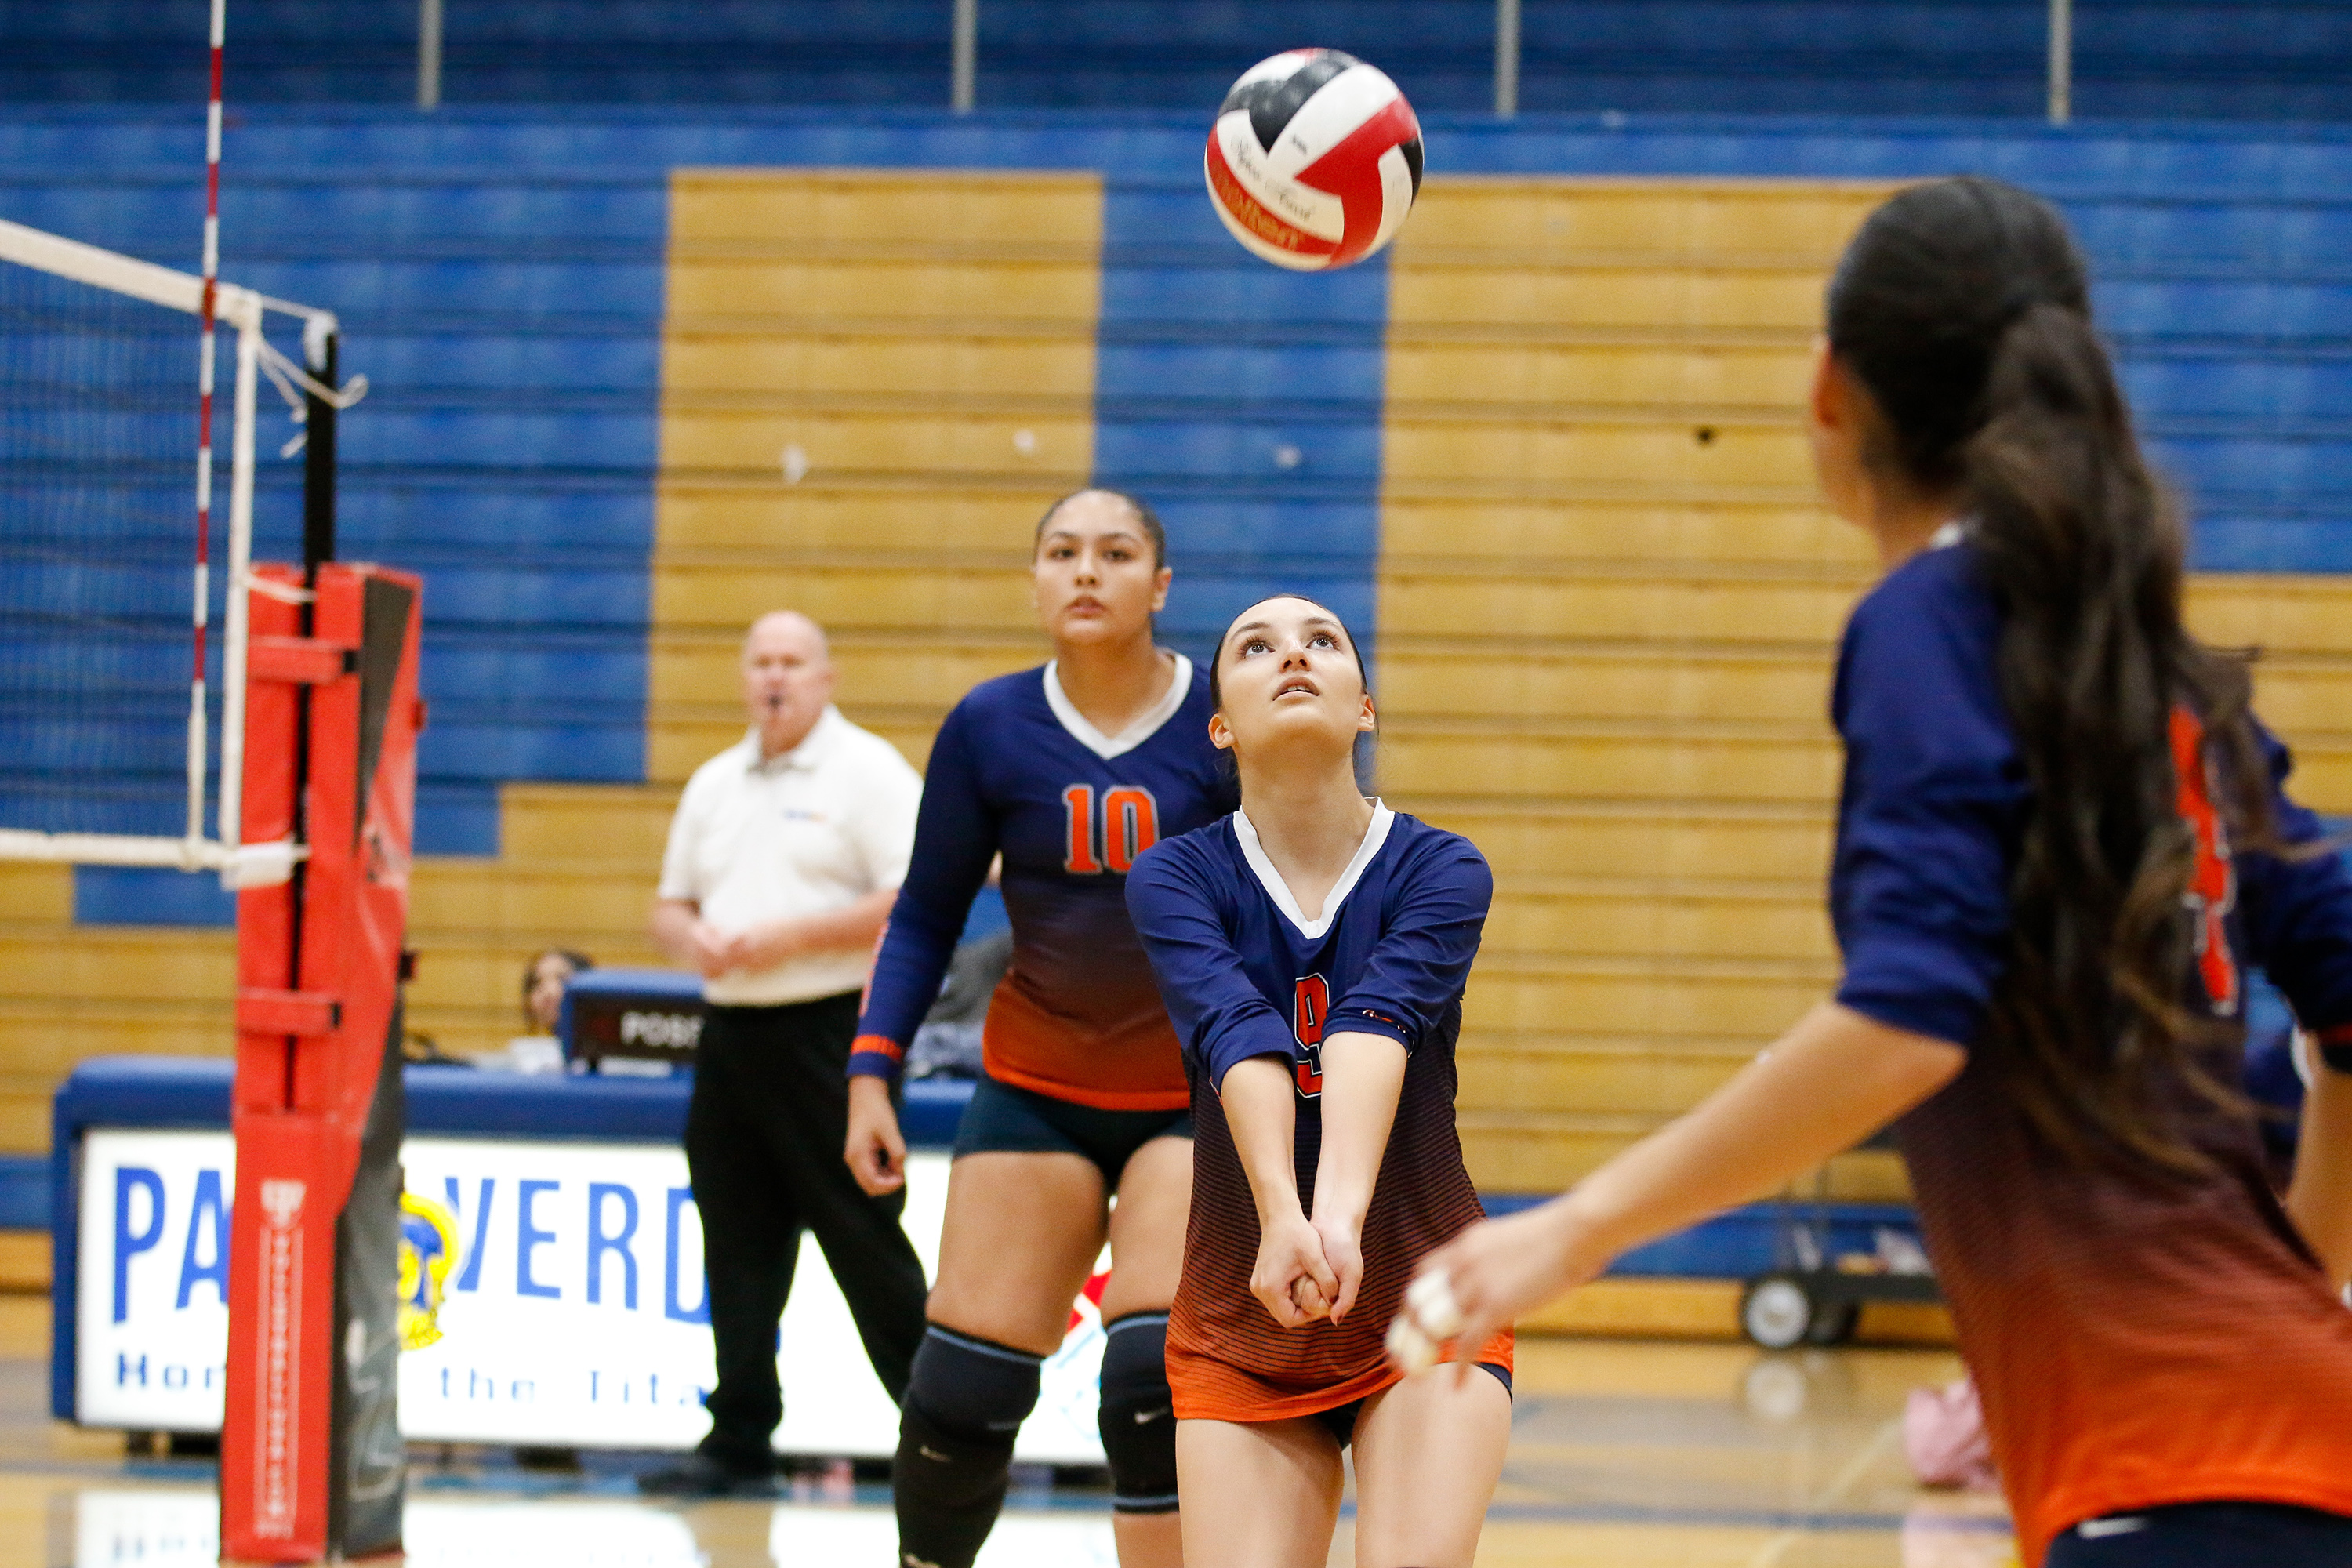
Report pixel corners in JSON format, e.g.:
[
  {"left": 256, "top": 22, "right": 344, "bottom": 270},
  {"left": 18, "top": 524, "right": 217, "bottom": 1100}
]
[{"left": 657, "top": 706, "right": 922, "bottom": 1006}]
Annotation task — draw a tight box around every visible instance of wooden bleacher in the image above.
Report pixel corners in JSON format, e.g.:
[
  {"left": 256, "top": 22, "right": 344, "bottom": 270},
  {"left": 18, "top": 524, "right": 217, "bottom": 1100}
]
[
  {"left": 409, "top": 170, "right": 1107, "bottom": 1058},
  {"left": 1377, "top": 180, "right": 1891, "bottom": 1198},
  {"left": 651, "top": 169, "right": 1100, "bottom": 779}
]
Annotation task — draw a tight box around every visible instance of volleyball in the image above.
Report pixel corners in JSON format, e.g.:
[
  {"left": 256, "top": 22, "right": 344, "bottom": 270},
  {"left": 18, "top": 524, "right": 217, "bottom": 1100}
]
[{"left": 1204, "top": 49, "right": 1424, "bottom": 272}]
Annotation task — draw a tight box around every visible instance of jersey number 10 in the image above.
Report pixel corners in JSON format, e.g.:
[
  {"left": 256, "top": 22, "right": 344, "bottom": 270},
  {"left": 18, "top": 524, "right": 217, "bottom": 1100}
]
[{"left": 1062, "top": 785, "right": 1161, "bottom": 875}]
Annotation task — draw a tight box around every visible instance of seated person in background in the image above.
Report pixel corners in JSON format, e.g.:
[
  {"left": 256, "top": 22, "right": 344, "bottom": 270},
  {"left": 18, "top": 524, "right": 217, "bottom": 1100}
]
[
  {"left": 470, "top": 948, "right": 595, "bottom": 1073},
  {"left": 526, "top": 948, "right": 594, "bottom": 1036}
]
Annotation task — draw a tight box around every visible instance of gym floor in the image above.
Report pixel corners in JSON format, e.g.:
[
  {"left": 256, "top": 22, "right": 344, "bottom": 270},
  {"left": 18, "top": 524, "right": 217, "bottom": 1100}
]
[{"left": 0, "top": 1297, "right": 2012, "bottom": 1566}]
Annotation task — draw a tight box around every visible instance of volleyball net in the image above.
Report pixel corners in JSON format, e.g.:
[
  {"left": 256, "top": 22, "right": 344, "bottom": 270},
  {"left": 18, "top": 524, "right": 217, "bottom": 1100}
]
[{"left": 0, "top": 216, "right": 361, "bottom": 885}]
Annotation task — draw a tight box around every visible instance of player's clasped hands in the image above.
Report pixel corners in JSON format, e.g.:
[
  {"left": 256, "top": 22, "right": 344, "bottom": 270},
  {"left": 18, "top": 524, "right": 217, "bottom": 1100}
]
[{"left": 1252, "top": 1207, "right": 1355, "bottom": 1327}]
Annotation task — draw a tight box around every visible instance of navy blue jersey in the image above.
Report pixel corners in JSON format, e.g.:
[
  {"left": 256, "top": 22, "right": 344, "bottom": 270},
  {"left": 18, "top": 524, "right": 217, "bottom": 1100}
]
[
  {"left": 1126, "top": 807, "right": 1508, "bottom": 1419},
  {"left": 850, "top": 656, "right": 1236, "bottom": 1110},
  {"left": 1828, "top": 534, "right": 2352, "bottom": 1560},
  {"left": 1830, "top": 535, "right": 2352, "bottom": 1047}
]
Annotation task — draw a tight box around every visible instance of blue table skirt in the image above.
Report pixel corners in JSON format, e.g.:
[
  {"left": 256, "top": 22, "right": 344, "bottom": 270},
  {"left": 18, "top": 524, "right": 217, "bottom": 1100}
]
[{"left": 51, "top": 1055, "right": 971, "bottom": 1151}]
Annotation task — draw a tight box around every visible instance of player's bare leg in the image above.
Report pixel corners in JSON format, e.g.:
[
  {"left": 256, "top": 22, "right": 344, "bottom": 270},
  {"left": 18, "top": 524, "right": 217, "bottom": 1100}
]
[
  {"left": 1175, "top": 1416, "right": 1344, "bottom": 1568},
  {"left": 927, "top": 1149, "right": 1109, "bottom": 1351},
  {"left": 1100, "top": 1134, "right": 1192, "bottom": 1568},
  {"left": 1345, "top": 1366, "right": 1511, "bottom": 1568},
  {"left": 895, "top": 1150, "right": 1106, "bottom": 1568}
]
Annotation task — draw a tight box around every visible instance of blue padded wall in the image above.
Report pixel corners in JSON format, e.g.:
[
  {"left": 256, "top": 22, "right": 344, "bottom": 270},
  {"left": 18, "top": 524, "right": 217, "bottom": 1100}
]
[
  {"left": 0, "top": 114, "right": 665, "bottom": 867},
  {"left": 5, "top": 3, "right": 2352, "bottom": 122},
  {"left": 0, "top": 2, "right": 953, "bottom": 108},
  {"left": 0, "top": 108, "right": 1403, "bottom": 908}
]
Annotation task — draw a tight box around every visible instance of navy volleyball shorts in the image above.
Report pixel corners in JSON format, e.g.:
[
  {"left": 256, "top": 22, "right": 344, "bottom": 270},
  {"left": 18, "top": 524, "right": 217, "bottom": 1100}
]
[
  {"left": 2044, "top": 1501, "right": 2352, "bottom": 1566},
  {"left": 950, "top": 1072, "right": 1192, "bottom": 1190},
  {"left": 1309, "top": 1363, "right": 1513, "bottom": 1450}
]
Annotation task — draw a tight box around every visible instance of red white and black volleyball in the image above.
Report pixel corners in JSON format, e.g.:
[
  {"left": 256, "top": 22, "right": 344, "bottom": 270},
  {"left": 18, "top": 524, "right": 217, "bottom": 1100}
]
[{"left": 1205, "top": 49, "right": 1424, "bottom": 272}]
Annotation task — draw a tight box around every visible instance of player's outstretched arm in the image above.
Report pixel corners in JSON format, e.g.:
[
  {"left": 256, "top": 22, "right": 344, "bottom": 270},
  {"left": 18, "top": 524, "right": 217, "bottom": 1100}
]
[
  {"left": 2288, "top": 1062, "right": 2352, "bottom": 1294},
  {"left": 1224, "top": 1055, "right": 1341, "bottom": 1327},
  {"left": 1399, "top": 1001, "right": 1964, "bottom": 1370},
  {"left": 1309, "top": 1031, "right": 1406, "bottom": 1324}
]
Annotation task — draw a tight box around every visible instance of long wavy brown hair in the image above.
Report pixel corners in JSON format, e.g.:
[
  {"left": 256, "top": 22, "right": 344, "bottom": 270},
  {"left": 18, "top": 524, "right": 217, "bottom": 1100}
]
[{"left": 1828, "top": 176, "right": 2274, "bottom": 1172}]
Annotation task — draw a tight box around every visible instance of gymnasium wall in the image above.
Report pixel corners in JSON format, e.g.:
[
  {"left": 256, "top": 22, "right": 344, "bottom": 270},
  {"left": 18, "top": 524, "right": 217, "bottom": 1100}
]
[
  {"left": 4, "top": 108, "right": 2352, "bottom": 1196},
  {"left": 9, "top": 2, "right": 2352, "bottom": 122}
]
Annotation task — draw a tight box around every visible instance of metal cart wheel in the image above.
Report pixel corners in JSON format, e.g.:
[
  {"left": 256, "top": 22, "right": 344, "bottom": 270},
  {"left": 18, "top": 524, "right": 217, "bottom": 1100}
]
[
  {"left": 1805, "top": 1300, "right": 1860, "bottom": 1345},
  {"left": 1739, "top": 1273, "right": 1817, "bottom": 1350}
]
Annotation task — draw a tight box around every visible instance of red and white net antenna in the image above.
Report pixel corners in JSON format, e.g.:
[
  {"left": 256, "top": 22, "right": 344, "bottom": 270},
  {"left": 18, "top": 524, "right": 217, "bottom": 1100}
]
[{"left": 187, "top": 0, "right": 228, "bottom": 844}]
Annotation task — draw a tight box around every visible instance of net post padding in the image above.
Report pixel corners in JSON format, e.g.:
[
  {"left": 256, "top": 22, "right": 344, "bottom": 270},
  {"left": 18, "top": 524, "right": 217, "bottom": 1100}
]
[{"left": 220, "top": 564, "right": 420, "bottom": 1561}]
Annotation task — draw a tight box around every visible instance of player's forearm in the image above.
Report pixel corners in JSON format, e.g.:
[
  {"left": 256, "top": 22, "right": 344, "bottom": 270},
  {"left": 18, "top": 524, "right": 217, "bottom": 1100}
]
[
  {"left": 1222, "top": 1056, "right": 1307, "bottom": 1229},
  {"left": 1309, "top": 1032, "right": 1406, "bottom": 1229},
  {"left": 648, "top": 898, "right": 704, "bottom": 965},
  {"left": 1537, "top": 1002, "right": 1965, "bottom": 1273},
  {"left": 2287, "top": 1062, "right": 2352, "bottom": 1293}
]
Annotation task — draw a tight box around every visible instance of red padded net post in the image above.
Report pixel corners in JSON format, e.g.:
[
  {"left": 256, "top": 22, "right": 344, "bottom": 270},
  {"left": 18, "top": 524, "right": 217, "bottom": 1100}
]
[{"left": 220, "top": 563, "right": 422, "bottom": 1562}]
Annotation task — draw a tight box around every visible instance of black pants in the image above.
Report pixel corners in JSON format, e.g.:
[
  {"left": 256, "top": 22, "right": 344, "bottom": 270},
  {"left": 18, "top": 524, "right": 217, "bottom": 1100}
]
[{"left": 684, "top": 992, "right": 929, "bottom": 1471}]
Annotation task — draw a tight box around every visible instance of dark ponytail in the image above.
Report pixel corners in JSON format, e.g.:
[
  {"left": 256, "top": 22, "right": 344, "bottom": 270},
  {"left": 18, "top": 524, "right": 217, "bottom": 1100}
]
[{"left": 1829, "top": 177, "right": 2271, "bottom": 1172}]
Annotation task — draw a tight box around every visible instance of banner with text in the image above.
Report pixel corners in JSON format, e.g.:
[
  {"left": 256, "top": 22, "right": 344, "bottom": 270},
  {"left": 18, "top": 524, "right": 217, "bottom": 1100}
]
[{"left": 77, "top": 1131, "right": 1106, "bottom": 1462}]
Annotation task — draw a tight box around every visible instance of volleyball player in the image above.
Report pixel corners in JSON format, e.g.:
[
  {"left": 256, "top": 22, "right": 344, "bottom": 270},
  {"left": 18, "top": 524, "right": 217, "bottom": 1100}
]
[
  {"left": 1125, "top": 595, "right": 1512, "bottom": 1568},
  {"left": 1393, "top": 177, "right": 2352, "bottom": 1567},
  {"left": 844, "top": 488, "right": 1234, "bottom": 1568}
]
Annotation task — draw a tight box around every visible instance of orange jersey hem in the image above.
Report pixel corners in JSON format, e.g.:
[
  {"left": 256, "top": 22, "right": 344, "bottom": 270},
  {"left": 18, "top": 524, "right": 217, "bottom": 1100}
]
[
  {"left": 978, "top": 975, "right": 1190, "bottom": 1109},
  {"left": 1168, "top": 1331, "right": 1513, "bottom": 1425},
  {"left": 979, "top": 1057, "right": 1192, "bottom": 1114},
  {"left": 2025, "top": 1471, "right": 2352, "bottom": 1568}
]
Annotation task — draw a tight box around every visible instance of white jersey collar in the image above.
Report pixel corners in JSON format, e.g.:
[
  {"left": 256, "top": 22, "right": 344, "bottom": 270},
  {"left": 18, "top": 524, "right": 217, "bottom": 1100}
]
[
  {"left": 1042, "top": 653, "right": 1192, "bottom": 760},
  {"left": 1232, "top": 800, "right": 1395, "bottom": 941}
]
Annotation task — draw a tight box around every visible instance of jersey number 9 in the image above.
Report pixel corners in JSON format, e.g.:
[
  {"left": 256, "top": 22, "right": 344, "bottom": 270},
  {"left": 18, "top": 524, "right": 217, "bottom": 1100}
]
[{"left": 1293, "top": 974, "right": 1328, "bottom": 1098}]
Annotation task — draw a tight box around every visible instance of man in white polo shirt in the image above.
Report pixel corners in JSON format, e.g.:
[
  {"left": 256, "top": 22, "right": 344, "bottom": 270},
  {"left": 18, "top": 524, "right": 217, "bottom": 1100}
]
[{"left": 639, "top": 609, "right": 929, "bottom": 1497}]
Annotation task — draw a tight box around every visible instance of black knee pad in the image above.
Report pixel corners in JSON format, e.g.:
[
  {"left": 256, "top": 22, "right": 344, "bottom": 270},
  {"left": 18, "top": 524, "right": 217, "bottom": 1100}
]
[
  {"left": 895, "top": 1327, "right": 1042, "bottom": 1568},
  {"left": 906, "top": 1325, "right": 1043, "bottom": 1441},
  {"left": 1096, "top": 1312, "right": 1178, "bottom": 1515}
]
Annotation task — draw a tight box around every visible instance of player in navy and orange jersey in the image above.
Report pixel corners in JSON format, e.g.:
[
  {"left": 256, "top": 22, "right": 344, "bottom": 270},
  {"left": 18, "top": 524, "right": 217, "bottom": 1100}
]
[
  {"left": 1397, "top": 178, "right": 2352, "bottom": 1568},
  {"left": 1125, "top": 594, "right": 1510, "bottom": 1568},
  {"left": 844, "top": 488, "right": 1236, "bottom": 1568}
]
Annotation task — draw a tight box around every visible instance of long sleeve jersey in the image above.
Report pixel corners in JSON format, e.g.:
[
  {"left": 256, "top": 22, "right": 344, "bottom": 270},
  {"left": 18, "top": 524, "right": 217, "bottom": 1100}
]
[
  {"left": 1127, "top": 804, "right": 1510, "bottom": 1421},
  {"left": 1831, "top": 535, "right": 2352, "bottom": 1566},
  {"left": 850, "top": 657, "right": 1238, "bottom": 1111}
]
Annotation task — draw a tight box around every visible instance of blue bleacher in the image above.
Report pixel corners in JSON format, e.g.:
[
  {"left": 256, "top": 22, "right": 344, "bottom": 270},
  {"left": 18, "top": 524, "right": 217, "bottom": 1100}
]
[
  {"left": 5, "top": 101, "right": 2352, "bottom": 922},
  {"left": 7, "top": 3, "right": 2351, "bottom": 121}
]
